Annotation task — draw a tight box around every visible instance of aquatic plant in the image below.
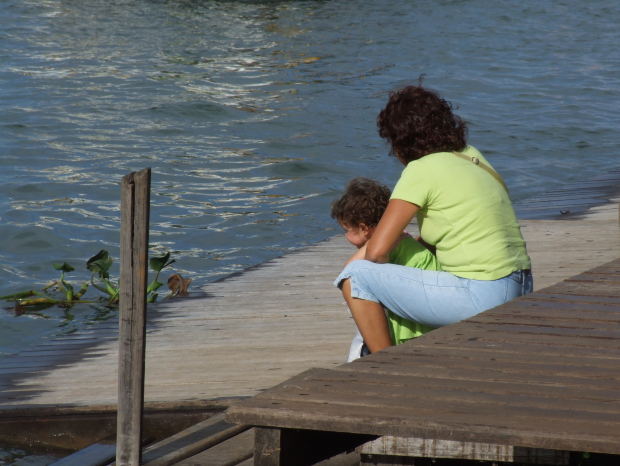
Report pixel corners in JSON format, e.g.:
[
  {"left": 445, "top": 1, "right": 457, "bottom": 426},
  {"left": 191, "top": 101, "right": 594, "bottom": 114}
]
[{"left": 0, "top": 250, "right": 189, "bottom": 315}]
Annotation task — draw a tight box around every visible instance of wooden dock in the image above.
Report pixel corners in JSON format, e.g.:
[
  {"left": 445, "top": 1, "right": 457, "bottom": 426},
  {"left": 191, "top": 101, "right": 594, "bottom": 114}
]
[
  {"left": 0, "top": 200, "right": 617, "bottom": 409},
  {"left": 0, "top": 178, "right": 618, "bottom": 459},
  {"left": 226, "top": 255, "right": 620, "bottom": 464}
]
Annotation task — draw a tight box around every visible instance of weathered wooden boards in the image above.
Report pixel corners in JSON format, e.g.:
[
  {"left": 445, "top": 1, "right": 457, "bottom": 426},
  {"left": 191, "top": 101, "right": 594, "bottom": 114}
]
[
  {"left": 226, "top": 258, "right": 620, "bottom": 464},
  {"left": 140, "top": 412, "right": 250, "bottom": 465},
  {"left": 0, "top": 198, "right": 618, "bottom": 411},
  {"left": 360, "top": 437, "right": 570, "bottom": 464}
]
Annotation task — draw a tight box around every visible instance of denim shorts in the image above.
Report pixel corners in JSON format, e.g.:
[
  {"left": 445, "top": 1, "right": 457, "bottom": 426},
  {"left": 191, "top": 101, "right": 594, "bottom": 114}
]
[{"left": 334, "top": 260, "right": 533, "bottom": 328}]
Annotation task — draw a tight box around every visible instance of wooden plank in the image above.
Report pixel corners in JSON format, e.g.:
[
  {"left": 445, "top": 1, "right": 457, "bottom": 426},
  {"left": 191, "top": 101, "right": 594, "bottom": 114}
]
[
  {"left": 359, "top": 436, "right": 570, "bottom": 465},
  {"left": 141, "top": 412, "right": 249, "bottom": 466},
  {"left": 400, "top": 337, "right": 620, "bottom": 361},
  {"left": 334, "top": 358, "right": 620, "bottom": 390},
  {"left": 465, "top": 306, "right": 620, "bottom": 326},
  {"left": 527, "top": 293, "right": 620, "bottom": 305},
  {"left": 117, "top": 168, "right": 151, "bottom": 466},
  {"left": 254, "top": 428, "right": 281, "bottom": 466},
  {"left": 4, "top": 405, "right": 221, "bottom": 459},
  {"left": 466, "top": 314, "right": 620, "bottom": 330},
  {"left": 49, "top": 442, "right": 115, "bottom": 466},
  {"left": 380, "top": 343, "right": 620, "bottom": 371},
  {"left": 240, "top": 370, "right": 620, "bottom": 424},
  {"left": 515, "top": 292, "right": 620, "bottom": 306},
  {"left": 173, "top": 428, "right": 253, "bottom": 466},
  {"left": 474, "top": 308, "right": 620, "bottom": 324},
  {"left": 450, "top": 321, "right": 620, "bottom": 340},
  {"left": 343, "top": 355, "right": 620, "bottom": 387},
  {"left": 228, "top": 397, "right": 620, "bottom": 455},
  {"left": 405, "top": 324, "right": 620, "bottom": 351},
  {"left": 538, "top": 280, "right": 620, "bottom": 297}
]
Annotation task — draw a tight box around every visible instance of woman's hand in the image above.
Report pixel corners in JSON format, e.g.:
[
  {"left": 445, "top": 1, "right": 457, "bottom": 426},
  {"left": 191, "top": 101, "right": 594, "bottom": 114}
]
[{"left": 365, "top": 199, "right": 419, "bottom": 263}]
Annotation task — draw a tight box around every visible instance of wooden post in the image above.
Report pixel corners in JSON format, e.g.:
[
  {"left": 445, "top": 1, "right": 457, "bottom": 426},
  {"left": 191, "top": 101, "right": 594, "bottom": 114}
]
[{"left": 116, "top": 168, "right": 151, "bottom": 466}]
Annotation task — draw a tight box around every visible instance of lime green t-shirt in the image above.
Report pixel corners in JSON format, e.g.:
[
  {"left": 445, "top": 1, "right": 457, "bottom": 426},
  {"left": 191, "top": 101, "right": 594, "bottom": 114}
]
[
  {"left": 391, "top": 146, "right": 531, "bottom": 280},
  {"left": 387, "top": 235, "right": 439, "bottom": 344}
]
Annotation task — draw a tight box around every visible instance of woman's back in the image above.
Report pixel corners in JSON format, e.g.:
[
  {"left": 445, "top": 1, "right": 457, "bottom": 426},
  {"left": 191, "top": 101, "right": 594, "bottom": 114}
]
[{"left": 391, "top": 146, "right": 530, "bottom": 279}]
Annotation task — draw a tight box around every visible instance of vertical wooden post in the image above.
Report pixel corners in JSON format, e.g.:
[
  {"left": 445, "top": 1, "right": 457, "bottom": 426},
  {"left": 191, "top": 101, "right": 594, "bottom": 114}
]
[{"left": 116, "top": 168, "right": 151, "bottom": 466}]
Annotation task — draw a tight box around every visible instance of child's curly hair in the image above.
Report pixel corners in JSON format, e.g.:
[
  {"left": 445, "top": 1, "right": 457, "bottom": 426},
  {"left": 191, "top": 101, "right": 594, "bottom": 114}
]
[
  {"left": 331, "top": 177, "right": 391, "bottom": 228},
  {"left": 377, "top": 84, "right": 468, "bottom": 163}
]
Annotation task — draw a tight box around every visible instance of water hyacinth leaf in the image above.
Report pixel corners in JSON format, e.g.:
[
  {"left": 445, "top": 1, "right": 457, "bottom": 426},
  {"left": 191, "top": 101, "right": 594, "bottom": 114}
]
[
  {"left": 57, "top": 280, "right": 74, "bottom": 302},
  {"left": 91, "top": 282, "right": 109, "bottom": 295},
  {"left": 74, "top": 282, "right": 89, "bottom": 299},
  {"left": 147, "top": 280, "right": 163, "bottom": 294},
  {"left": 17, "top": 297, "right": 59, "bottom": 306},
  {"left": 103, "top": 279, "right": 119, "bottom": 297},
  {"left": 61, "top": 281, "right": 74, "bottom": 293},
  {"left": 150, "top": 252, "right": 174, "bottom": 272},
  {"left": 86, "top": 250, "right": 113, "bottom": 279},
  {"left": 15, "top": 300, "right": 56, "bottom": 315},
  {"left": 6, "top": 248, "right": 182, "bottom": 314},
  {"left": 106, "top": 285, "right": 120, "bottom": 304},
  {"left": 0, "top": 290, "right": 37, "bottom": 300},
  {"left": 53, "top": 262, "right": 75, "bottom": 273}
]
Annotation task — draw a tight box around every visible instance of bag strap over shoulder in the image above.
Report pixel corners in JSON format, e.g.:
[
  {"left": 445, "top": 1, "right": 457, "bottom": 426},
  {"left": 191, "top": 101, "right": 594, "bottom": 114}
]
[{"left": 452, "top": 151, "right": 509, "bottom": 193}]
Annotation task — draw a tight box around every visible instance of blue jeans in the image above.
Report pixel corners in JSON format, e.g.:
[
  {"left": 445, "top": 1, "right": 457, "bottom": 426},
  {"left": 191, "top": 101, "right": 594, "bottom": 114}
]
[{"left": 335, "top": 260, "right": 533, "bottom": 328}]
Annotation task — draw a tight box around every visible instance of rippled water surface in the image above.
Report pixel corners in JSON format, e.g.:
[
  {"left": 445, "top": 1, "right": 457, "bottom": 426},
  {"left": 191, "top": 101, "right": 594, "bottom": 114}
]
[{"left": 1, "top": 0, "right": 619, "bottom": 364}]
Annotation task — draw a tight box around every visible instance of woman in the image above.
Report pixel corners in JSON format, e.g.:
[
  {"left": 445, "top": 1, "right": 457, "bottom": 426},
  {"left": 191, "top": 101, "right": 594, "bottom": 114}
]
[{"left": 335, "top": 84, "right": 532, "bottom": 353}]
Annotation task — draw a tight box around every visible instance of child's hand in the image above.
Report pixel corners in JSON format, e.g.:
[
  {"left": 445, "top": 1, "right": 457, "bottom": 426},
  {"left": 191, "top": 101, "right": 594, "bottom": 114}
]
[{"left": 344, "top": 243, "right": 368, "bottom": 266}]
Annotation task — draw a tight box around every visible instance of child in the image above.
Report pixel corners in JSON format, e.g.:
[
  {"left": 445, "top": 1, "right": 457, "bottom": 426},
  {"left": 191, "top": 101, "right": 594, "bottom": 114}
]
[{"left": 331, "top": 177, "right": 440, "bottom": 361}]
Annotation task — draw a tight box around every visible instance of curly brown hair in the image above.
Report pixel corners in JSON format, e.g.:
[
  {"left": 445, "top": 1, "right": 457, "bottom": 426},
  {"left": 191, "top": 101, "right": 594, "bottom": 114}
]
[
  {"left": 377, "top": 85, "right": 468, "bottom": 163},
  {"left": 331, "top": 177, "right": 391, "bottom": 228}
]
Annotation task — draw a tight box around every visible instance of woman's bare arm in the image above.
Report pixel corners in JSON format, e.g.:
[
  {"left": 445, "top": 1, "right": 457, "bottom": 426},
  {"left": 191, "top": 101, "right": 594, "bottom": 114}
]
[{"left": 365, "top": 199, "right": 419, "bottom": 263}]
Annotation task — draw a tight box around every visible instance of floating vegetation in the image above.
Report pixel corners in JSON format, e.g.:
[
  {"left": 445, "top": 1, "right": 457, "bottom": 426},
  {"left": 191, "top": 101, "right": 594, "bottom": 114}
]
[{"left": 1, "top": 250, "right": 190, "bottom": 316}]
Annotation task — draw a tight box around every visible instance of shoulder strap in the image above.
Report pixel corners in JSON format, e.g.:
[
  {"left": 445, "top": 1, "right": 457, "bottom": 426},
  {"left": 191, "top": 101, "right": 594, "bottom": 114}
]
[{"left": 452, "top": 151, "right": 508, "bottom": 193}]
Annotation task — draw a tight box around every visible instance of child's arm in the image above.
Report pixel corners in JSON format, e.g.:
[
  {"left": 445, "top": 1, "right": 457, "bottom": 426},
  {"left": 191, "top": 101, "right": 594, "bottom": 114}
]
[
  {"left": 344, "top": 243, "right": 368, "bottom": 266},
  {"left": 345, "top": 232, "right": 413, "bottom": 267}
]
